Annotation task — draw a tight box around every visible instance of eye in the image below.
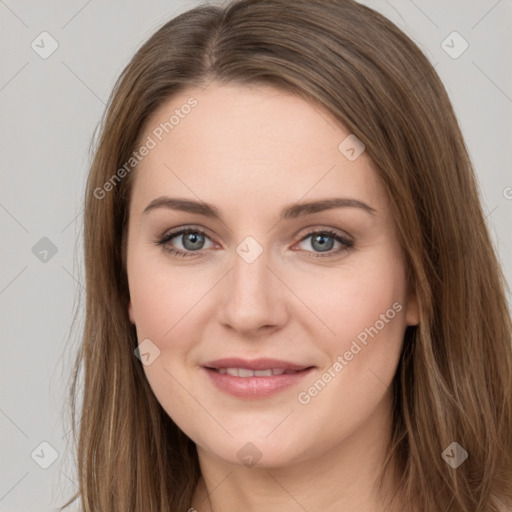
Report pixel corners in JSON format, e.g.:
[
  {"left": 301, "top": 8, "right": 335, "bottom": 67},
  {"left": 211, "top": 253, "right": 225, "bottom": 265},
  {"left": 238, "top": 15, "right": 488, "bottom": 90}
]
[
  {"left": 155, "top": 227, "right": 216, "bottom": 258},
  {"left": 294, "top": 229, "right": 354, "bottom": 258},
  {"left": 155, "top": 227, "right": 354, "bottom": 259}
]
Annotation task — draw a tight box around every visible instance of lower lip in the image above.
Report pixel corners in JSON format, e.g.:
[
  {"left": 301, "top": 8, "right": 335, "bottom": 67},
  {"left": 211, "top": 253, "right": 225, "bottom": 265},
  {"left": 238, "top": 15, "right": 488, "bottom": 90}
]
[{"left": 203, "top": 367, "right": 314, "bottom": 399}]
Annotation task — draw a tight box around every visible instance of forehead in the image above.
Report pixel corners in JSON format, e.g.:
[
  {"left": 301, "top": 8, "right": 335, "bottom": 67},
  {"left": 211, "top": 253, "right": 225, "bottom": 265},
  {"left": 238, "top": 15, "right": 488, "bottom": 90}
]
[{"left": 131, "top": 83, "right": 384, "bottom": 215}]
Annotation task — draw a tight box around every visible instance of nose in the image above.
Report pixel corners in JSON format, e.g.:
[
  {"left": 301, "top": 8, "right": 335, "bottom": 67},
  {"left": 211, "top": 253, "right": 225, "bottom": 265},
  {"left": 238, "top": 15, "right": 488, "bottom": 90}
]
[{"left": 216, "top": 243, "right": 289, "bottom": 337}]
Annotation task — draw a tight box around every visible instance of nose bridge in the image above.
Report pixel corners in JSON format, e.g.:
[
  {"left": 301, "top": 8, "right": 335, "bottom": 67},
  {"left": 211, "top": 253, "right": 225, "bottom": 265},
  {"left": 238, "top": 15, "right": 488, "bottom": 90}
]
[
  {"left": 232, "top": 239, "right": 270, "bottom": 295},
  {"left": 219, "top": 234, "right": 287, "bottom": 332}
]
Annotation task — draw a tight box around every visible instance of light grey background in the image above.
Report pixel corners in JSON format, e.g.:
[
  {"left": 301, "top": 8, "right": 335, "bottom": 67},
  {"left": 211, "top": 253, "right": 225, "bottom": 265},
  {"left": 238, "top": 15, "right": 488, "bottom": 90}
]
[{"left": 1, "top": 1, "right": 510, "bottom": 510}]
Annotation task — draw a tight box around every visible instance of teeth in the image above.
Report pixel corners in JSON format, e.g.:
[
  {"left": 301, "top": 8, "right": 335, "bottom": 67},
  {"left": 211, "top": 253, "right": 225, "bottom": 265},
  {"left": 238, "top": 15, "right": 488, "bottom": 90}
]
[
  {"left": 217, "top": 368, "right": 293, "bottom": 377},
  {"left": 254, "top": 369, "right": 272, "bottom": 376}
]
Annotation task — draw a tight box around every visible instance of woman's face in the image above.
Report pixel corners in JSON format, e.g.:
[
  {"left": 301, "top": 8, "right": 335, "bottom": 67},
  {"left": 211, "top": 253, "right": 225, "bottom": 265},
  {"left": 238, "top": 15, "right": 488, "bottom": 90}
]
[{"left": 126, "top": 82, "right": 418, "bottom": 467}]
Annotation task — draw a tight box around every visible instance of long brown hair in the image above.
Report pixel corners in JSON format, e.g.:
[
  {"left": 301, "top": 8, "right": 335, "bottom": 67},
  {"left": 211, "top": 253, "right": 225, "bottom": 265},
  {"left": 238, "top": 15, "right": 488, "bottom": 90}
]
[{"left": 60, "top": 0, "right": 512, "bottom": 510}]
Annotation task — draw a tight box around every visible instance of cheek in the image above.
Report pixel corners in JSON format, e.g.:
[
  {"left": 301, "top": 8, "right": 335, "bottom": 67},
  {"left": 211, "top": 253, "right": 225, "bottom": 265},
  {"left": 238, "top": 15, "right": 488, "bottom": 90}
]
[
  {"left": 127, "top": 252, "right": 209, "bottom": 426},
  {"left": 128, "top": 250, "right": 208, "bottom": 344},
  {"left": 291, "top": 249, "right": 409, "bottom": 393},
  {"left": 289, "top": 260, "right": 407, "bottom": 444},
  {"left": 335, "top": 275, "right": 405, "bottom": 346},
  {"left": 298, "top": 256, "right": 407, "bottom": 338}
]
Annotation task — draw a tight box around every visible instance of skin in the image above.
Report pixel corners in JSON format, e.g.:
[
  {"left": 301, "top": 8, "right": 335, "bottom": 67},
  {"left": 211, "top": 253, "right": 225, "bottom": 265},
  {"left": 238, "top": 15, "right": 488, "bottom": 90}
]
[{"left": 126, "top": 82, "right": 419, "bottom": 512}]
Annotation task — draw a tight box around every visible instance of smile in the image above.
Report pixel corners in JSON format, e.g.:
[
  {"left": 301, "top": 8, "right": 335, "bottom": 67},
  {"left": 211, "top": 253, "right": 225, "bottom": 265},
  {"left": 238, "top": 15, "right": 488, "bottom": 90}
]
[{"left": 202, "top": 358, "right": 314, "bottom": 399}]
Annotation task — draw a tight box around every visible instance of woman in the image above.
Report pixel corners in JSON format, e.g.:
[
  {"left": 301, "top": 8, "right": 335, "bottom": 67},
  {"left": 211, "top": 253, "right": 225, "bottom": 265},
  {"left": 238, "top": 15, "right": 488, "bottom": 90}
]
[{"left": 61, "top": 0, "right": 512, "bottom": 510}]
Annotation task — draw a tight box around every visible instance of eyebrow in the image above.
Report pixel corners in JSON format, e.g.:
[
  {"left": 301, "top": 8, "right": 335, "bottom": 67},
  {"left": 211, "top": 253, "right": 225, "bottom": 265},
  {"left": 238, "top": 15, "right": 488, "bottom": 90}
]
[{"left": 143, "top": 196, "right": 376, "bottom": 220}]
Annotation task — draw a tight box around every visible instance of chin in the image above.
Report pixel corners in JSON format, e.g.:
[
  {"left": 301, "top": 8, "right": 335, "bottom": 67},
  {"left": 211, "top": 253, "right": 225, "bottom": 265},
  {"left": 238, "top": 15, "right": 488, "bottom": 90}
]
[{"left": 194, "top": 430, "right": 312, "bottom": 470}]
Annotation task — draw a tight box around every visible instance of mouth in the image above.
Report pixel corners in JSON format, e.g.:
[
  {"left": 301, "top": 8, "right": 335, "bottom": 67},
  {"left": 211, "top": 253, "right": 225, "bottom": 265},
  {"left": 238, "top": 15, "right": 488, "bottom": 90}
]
[
  {"left": 213, "top": 367, "right": 304, "bottom": 376},
  {"left": 201, "top": 358, "right": 315, "bottom": 399}
]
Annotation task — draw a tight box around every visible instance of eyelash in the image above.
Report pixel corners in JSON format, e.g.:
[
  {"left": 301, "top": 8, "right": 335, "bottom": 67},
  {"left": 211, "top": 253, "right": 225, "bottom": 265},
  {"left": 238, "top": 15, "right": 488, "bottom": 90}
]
[{"left": 154, "top": 226, "right": 354, "bottom": 259}]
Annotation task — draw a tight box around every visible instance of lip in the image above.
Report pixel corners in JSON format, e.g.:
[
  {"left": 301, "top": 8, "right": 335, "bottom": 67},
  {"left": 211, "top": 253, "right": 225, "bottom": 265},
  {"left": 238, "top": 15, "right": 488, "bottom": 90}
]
[{"left": 202, "top": 358, "right": 314, "bottom": 399}]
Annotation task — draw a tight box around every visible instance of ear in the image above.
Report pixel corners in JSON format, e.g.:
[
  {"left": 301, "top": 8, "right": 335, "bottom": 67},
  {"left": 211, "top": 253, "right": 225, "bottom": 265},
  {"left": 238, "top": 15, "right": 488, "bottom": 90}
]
[{"left": 405, "top": 285, "right": 419, "bottom": 326}]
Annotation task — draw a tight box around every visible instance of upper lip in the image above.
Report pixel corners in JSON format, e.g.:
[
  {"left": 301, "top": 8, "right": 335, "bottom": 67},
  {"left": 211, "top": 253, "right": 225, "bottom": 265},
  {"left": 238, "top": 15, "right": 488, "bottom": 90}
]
[{"left": 202, "top": 358, "right": 312, "bottom": 371}]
